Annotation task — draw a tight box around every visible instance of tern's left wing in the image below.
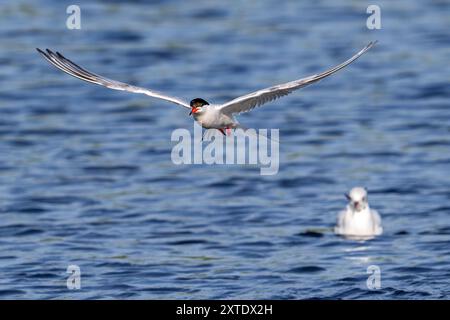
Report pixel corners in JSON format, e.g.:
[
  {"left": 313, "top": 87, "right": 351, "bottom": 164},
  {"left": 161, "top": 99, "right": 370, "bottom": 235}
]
[
  {"left": 219, "top": 41, "right": 376, "bottom": 116},
  {"left": 36, "top": 48, "right": 191, "bottom": 109}
]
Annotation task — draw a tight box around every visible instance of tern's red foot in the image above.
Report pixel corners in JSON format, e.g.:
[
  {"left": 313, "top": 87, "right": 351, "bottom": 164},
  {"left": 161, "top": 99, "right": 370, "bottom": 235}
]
[{"left": 226, "top": 127, "right": 232, "bottom": 136}]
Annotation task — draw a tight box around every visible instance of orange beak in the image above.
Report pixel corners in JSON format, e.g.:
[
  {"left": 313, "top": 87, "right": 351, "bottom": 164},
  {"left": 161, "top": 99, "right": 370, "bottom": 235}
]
[{"left": 189, "top": 107, "right": 198, "bottom": 116}]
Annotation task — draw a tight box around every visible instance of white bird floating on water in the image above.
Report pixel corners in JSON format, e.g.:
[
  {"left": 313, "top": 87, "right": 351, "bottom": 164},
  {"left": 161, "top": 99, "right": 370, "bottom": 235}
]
[{"left": 334, "top": 187, "right": 382, "bottom": 239}]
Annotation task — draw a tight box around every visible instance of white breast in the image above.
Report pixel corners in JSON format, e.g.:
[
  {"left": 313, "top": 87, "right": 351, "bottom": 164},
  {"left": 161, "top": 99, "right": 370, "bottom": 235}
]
[
  {"left": 193, "top": 105, "right": 236, "bottom": 129},
  {"left": 335, "top": 206, "right": 383, "bottom": 237}
]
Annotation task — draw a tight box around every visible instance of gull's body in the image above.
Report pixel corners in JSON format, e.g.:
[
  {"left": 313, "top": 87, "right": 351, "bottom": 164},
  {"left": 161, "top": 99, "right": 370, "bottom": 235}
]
[
  {"left": 334, "top": 187, "right": 383, "bottom": 238},
  {"left": 37, "top": 42, "right": 376, "bottom": 134}
]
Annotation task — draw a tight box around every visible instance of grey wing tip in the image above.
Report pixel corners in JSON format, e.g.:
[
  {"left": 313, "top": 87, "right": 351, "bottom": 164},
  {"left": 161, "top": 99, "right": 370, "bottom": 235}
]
[
  {"left": 45, "top": 49, "right": 60, "bottom": 58},
  {"left": 36, "top": 48, "right": 48, "bottom": 56},
  {"left": 36, "top": 48, "right": 56, "bottom": 61},
  {"left": 367, "top": 40, "right": 378, "bottom": 49},
  {"left": 357, "top": 41, "right": 378, "bottom": 56}
]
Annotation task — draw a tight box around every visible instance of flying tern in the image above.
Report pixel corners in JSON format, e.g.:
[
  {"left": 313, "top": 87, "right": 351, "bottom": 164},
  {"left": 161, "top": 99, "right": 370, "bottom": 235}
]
[
  {"left": 37, "top": 41, "right": 376, "bottom": 136},
  {"left": 335, "top": 187, "right": 383, "bottom": 238}
]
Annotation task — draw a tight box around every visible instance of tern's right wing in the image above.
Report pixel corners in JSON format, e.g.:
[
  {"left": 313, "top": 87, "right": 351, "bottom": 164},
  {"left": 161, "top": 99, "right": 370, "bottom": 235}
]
[
  {"left": 219, "top": 41, "right": 377, "bottom": 116},
  {"left": 37, "top": 48, "right": 191, "bottom": 109}
]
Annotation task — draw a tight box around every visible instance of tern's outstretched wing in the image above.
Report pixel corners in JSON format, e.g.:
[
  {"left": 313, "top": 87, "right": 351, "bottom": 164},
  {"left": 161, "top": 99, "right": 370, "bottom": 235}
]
[
  {"left": 219, "top": 41, "right": 377, "bottom": 115},
  {"left": 37, "top": 48, "right": 190, "bottom": 109}
]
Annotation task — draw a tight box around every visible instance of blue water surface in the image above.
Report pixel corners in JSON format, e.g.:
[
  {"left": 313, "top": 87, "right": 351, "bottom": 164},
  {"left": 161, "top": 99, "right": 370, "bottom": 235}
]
[{"left": 0, "top": 0, "right": 449, "bottom": 299}]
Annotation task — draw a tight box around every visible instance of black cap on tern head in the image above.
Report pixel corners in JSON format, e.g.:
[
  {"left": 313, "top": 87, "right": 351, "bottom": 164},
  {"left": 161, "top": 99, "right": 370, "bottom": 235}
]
[{"left": 190, "top": 98, "right": 209, "bottom": 107}]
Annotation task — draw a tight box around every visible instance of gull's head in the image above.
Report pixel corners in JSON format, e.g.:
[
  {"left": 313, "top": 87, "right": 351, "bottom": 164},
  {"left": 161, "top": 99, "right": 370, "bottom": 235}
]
[
  {"left": 189, "top": 98, "right": 209, "bottom": 116},
  {"left": 346, "top": 187, "right": 368, "bottom": 212}
]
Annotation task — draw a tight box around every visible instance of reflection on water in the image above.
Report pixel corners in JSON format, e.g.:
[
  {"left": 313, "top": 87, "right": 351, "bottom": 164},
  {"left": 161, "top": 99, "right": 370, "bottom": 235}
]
[{"left": 0, "top": 0, "right": 448, "bottom": 299}]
